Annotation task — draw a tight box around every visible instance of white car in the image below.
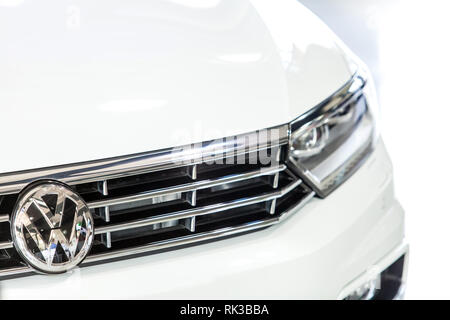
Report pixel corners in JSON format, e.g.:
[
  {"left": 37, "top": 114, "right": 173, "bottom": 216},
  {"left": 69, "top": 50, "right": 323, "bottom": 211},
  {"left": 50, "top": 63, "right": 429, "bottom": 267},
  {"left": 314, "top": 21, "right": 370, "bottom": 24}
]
[{"left": 0, "top": 0, "right": 407, "bottom": 299}]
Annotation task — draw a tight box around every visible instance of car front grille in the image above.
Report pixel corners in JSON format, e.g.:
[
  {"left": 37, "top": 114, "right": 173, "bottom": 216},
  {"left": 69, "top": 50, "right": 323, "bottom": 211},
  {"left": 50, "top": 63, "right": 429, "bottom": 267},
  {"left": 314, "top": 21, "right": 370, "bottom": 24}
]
[{"left": 0, "top": 125, "right": 315, "bottom": 278}]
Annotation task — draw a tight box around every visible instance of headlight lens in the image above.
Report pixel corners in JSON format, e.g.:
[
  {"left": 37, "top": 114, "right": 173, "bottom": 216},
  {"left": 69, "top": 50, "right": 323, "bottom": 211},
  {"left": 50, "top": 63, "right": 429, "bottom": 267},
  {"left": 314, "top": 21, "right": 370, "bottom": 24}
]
[{"left": 289, "top": 74, "right": 377, "bottom": 197}]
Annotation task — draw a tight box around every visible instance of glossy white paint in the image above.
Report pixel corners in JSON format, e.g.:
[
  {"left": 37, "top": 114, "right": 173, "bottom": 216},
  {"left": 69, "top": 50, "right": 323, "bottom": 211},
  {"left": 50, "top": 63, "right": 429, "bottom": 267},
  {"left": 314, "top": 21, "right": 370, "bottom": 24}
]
[
  {"left": 0, "top": 140, "right": 406, "bottom": 299},
  {"left": 0, "top": 0, "right": 352, "bottom": 173},
  {"left": 0, "top": 0, "right": 406, "bottom": 299}
]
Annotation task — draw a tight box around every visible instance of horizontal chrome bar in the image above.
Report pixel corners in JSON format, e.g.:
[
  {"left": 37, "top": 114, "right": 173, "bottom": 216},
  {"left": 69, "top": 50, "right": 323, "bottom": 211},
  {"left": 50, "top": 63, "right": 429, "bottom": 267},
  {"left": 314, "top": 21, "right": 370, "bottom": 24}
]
[
  {"left": 0, "top": 125, "right": 289, "bottom": 195},
  {"left": 0, "top": 214, "right": 10, "bottom": 223},
  {"left": 89, "top": 219, "right": 279, "bottom": 262},
  {"left": 87, "top": 190, "right": 315, "bottom": 263},
  {"left": 0, "top": 241, "right": 13, "bottom": 250},
  {"left": 0, "top": 190, "right": 315, "bottom": 278},
  {"left": 0, "top": 266, "right": 32, "bottom": 278},
  {"left": 94, "top": 178, "right": 303, "bottom": 235},
  {"left": 88, "top": 164, "right": 287, "bottom": 209},
  {"left": 290, "top": 73, "right": 364, "bottom": 131}
]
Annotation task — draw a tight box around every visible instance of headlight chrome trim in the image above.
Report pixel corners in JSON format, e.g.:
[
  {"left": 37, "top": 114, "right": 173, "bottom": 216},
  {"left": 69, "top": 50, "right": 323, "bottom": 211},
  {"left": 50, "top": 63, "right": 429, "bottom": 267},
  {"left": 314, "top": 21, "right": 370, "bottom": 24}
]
[{"left": 288, "top": 72, "right": 377, "bottom": 198}]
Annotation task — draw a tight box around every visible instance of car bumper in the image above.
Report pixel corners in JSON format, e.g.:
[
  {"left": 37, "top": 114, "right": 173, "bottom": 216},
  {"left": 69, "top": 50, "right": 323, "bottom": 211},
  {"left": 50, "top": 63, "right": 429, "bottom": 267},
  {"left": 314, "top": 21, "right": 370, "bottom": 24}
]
[{"left": 0, "top": 138, "right": 407, "bottom": 299}]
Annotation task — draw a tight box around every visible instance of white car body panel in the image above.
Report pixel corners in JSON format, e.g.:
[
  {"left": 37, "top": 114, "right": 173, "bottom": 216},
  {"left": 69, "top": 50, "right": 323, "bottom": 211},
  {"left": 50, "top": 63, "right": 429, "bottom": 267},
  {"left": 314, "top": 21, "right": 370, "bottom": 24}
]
[
  {"left": 0, "top": 0, "right": 352, "bottom": 173},
  {"left": 0, "top": 140, "right": 406, "bottom": 299}
]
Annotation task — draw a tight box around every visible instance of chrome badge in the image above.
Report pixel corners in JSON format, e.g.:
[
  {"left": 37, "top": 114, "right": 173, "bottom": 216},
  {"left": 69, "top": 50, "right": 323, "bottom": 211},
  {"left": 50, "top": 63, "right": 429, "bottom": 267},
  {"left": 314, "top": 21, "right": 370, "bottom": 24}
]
[{"left": 11, "top": 182, "right": 94, "bottom": 274}]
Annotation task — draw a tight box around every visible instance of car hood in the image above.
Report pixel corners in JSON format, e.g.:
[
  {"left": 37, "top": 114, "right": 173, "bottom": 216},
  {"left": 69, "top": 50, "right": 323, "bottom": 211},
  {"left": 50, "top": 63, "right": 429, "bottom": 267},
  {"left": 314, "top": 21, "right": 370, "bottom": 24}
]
[{"left": 0, "top": 0, "right": 353, "bottom": 173}]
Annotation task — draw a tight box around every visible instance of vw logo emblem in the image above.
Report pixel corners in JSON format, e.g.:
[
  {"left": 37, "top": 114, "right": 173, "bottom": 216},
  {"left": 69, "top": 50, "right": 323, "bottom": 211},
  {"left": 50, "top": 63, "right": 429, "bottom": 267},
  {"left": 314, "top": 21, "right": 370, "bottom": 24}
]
[{"left": 11, "top": 181, "right": 94, "bottom": 274}]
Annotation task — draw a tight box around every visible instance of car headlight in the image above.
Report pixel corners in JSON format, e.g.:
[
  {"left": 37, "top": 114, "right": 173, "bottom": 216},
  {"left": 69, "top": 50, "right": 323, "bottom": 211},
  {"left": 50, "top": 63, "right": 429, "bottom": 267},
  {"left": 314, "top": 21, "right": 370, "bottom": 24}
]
[{"left": 288, "top": 73, "right": 378, "bottom": 197}]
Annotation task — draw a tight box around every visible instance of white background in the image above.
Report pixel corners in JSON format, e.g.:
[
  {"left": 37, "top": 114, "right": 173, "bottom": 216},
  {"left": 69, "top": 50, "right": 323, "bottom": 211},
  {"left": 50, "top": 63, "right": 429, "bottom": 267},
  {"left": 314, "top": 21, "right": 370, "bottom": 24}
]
[{"left": 300, "top": 0, "right": 450, "bottom": 299}]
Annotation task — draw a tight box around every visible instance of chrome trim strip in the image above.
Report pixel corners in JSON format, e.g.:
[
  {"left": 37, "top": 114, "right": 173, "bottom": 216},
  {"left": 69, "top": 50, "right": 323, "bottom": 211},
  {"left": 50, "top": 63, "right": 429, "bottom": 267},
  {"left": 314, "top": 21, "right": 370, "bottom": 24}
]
[
  {"left": 89, "top": 219, "right": 279, "bottom": 262},
  {"left": 0, "top": 125, "right": 289, "bottom": 195},
  {"left": 94, "top": 178, "right": 303, "bottom": 235},
  {"left": 0, "top": 214, "right": 9, "bottom": 223},
  {"left": 0, "top": 241, "right": 13, "bottom": 250},
  {"left": 0, "top": 266, "right": 31, "bottom": 277},
  {"left": 290, "top": 73, "right": 364, "bottom": 132},
  {"left": 87, "top": 190, "right": 315, "bottom": 263},
  {"left": 88, "top": 164, "right": 287, "bottom": 209}
]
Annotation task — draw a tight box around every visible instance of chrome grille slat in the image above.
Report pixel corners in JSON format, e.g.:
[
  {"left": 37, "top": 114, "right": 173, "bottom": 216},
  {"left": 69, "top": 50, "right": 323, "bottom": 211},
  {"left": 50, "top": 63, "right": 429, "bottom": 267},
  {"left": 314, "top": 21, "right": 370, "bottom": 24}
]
[
  {"left": 87, "top": 218, "right": 280, "bottom": 263},
  {"left": 0, "top": 126, "right": 289, "bottom": 196},
  {"left": 0, "top": 241, "right": 13, "bottom": 250},
  {"left": 87, "top": 164, "right": 286, "bottom": 209},
  {"left": 94, "top": 179, "right": 302, "bottom": 235},
  {"left": 85, "top": 190, "right": 315, "bottom": 264}
]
